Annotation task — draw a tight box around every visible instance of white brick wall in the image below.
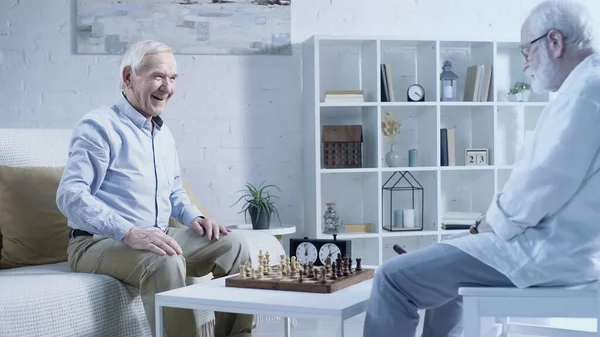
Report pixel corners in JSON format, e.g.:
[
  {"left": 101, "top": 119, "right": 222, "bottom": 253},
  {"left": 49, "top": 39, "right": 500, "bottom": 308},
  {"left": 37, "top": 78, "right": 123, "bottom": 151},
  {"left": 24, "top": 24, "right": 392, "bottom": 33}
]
[{"left": 2, "top": 0, "right": 600, "bottom": 243}]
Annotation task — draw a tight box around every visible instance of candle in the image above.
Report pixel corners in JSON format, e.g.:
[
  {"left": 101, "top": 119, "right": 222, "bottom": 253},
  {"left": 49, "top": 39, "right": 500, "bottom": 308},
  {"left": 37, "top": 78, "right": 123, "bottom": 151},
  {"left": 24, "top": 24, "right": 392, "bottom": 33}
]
[
  {"left": 443, "top": 84, "right": 453, "bottom": 99},
  {"left": 393, "top": 210, "right": 403, "bottom": 228},
  {"left": 403, "top": 209, "right": 415, "bottom": 228},
  {"left": 408, "top": 149, "right": 418, "bottom": 167}
]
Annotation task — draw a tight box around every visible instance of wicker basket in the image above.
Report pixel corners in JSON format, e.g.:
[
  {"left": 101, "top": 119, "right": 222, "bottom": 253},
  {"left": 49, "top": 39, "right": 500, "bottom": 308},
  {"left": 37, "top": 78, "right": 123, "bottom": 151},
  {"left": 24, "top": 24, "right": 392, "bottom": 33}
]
[{"left": 322, "top": 125, "right": 363, "bottom": 168}]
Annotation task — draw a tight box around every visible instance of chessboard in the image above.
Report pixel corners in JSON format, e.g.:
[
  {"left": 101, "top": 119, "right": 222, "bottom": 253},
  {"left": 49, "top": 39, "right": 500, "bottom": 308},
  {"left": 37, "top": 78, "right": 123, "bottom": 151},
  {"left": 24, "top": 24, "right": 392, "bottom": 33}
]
[{"left": 225, "top": 250, "right": 375, "bottom": 293}]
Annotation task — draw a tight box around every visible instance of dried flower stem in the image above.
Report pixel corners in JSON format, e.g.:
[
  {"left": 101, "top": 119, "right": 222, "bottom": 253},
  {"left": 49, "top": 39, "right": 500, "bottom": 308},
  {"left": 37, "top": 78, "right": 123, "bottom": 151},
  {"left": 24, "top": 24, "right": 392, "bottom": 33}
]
[{"left": 381, "top": 111, "right": 401, "bottom": 144}]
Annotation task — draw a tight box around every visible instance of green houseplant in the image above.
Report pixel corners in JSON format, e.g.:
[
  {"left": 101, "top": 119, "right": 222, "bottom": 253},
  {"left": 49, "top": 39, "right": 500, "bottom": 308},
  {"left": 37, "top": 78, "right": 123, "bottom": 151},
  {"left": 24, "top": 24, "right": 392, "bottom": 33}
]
[
  {"left": 233, "top": 181, "right": 281, "bottom": 230},
  {"left": 507, "top": 81, "right": 532, "bottom": 102}
]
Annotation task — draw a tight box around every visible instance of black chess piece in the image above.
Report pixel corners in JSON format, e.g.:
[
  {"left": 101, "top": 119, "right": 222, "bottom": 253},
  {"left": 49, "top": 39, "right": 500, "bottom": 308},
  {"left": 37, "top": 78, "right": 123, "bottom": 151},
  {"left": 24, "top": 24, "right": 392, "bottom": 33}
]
[
  {"left": 393, "top": 244, "right": 407, "bottom": 255},
  {"left": 355, "top": 258, "right": 363, "bottom": 271},
  {"left": 298, "top": 269, "right": 304, "bottom": 283},
  {"left": 349, "top": 258, "right": 353, "bottom": 273}
]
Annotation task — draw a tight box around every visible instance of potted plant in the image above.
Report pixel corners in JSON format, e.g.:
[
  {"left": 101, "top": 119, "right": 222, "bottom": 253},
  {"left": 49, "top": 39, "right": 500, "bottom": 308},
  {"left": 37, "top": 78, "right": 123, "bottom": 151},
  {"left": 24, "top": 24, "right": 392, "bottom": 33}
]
[
  {"left": 232, "top": 181, "right": 281, "bottom": 230},
  {"left": 507, "top": 81, "right": 532, "bottom": 102}
]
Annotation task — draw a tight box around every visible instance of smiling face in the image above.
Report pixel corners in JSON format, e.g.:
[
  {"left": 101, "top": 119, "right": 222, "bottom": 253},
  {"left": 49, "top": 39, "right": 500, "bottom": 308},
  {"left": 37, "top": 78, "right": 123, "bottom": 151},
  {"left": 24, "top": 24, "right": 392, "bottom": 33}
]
[{"left": 122, "top": 51, "right": 177, "bottom": 118}]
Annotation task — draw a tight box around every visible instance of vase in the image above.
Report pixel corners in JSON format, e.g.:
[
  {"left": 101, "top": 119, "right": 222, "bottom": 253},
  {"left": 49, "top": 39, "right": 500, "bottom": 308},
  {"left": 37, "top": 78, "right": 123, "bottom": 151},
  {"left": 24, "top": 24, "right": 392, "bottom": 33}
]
[
  {"left": 322, "top": 202, "right": 340, "bottom": 234},
  {"left": 249, "top": 207, "right": 271, "bottom": 230},
  {"left": 385, "top": 143, "right": 402, "bottom": 167},
  {"left": 516, "top": 90, "right": 531, "bottom": 102}
]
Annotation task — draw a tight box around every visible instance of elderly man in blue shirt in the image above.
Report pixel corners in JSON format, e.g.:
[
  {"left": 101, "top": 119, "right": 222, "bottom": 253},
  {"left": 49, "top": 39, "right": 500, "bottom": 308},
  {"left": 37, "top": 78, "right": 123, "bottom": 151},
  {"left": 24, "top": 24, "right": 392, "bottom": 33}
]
[
  {"left": 363, "top": 1, "right": 600, "bottom": 336},
  {"left": 56, "top": 40, "right": 253, "bottom": 337}
]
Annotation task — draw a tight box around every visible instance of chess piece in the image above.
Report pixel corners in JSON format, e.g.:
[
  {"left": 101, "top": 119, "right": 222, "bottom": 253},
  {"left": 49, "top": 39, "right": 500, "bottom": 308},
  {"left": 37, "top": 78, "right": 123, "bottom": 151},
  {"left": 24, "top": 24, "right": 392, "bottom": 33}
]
[
  {"left": 298, "top": 269, "right": 304, "bottom": 283},
  {"left": 312, "top": 267, "right": 319, "bottom": 280},
  {"left": 320, "top": 267, "right": 327, "bottom": 284},
  {"left": 343, "top": 256, "right": 349, "bottom": 276},
  {"left": 257, "top": 266, "right": 264, "bottom": 279},
  {"left": 349, "top": 258, "right": 353, "bottom": 273},
  {"left": 239, "top": 265, "right": 246, "bottom": 279},
  {"left": 336, "top": 259, "right": 342, "bottom": 278},
  {"left": 355, "top": 258, "right": 363, "bottom": 271},
  {"left": 277, "top": 268, "right": 283, "bottom": 280}
]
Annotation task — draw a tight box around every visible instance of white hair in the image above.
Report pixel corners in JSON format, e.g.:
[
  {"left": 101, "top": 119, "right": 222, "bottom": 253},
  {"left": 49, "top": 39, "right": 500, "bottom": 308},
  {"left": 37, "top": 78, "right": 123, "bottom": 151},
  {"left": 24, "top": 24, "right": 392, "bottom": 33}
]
[
  {"left": 118, "top": 40, "right": 173, "bottom": 90},
  {"left": 527, "top": 0, "right": 597, "bottom": 52}
]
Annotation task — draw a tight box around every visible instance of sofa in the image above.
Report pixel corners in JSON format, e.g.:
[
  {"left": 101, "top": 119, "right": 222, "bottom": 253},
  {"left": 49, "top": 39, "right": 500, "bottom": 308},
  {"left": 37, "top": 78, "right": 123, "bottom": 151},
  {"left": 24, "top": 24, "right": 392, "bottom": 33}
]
[{"left": 0, "top": 128, "right": 287, "bottom": 337}]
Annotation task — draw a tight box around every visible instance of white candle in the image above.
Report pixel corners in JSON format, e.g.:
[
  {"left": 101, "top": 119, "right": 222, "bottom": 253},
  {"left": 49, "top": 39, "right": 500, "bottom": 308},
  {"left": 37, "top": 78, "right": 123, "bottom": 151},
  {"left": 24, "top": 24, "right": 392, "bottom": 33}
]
[
  {"left": 403, "top": 209, "right": 415, "bottom": 227},
  {"left": 443, "top": 85, "right": 453, "bottom": 99}
]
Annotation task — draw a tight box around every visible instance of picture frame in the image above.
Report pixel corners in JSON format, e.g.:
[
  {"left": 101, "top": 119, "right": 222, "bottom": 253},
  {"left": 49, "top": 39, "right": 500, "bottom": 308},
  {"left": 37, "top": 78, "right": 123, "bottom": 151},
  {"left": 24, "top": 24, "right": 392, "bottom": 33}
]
[{"left": 465, "top": 149, "right": 488, "bottom": 166}]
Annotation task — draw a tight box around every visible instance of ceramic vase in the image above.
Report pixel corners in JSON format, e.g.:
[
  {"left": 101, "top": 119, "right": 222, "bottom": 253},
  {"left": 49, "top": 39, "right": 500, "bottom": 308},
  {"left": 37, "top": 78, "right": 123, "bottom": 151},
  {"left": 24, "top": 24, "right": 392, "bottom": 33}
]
[{"left": 385, "top": 143, "right": 402, "bottom": 167}]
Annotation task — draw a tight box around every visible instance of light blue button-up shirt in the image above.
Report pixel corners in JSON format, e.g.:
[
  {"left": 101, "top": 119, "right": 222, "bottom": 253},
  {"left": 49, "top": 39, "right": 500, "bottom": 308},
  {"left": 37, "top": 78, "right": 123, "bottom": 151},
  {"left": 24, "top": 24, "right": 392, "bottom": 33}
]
[
  {"left": 444, "top": 53, "right": 600, "bottom": 288},
  {"left": 56, "top": 93, "right": 203, "bottom": 241}
]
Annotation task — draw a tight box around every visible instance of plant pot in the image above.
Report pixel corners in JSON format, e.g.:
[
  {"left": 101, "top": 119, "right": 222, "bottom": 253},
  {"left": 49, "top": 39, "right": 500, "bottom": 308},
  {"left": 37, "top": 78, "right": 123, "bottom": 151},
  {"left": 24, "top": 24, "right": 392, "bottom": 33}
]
[{"left": 249, "top": 207, "right": 271, "bottom": 230}]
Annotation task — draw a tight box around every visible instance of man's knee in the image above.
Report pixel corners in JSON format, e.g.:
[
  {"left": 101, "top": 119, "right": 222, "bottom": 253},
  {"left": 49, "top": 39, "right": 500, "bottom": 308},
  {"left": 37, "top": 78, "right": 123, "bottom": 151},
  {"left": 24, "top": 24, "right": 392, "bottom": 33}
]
[{"left": 147, "top": 253, "right": 187, "bottom": 277}]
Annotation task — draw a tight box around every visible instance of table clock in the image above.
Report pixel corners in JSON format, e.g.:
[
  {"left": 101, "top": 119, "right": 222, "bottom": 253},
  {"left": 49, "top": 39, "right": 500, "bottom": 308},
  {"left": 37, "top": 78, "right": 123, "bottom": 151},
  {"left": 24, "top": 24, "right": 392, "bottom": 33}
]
[{"left": 290, "top": 234, "right": 352, "bottom": 266}]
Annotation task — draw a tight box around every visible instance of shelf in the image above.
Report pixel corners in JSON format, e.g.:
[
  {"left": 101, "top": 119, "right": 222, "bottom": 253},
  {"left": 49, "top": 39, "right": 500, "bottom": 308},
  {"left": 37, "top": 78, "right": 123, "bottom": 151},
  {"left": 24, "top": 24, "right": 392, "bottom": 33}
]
[
  {"left": 440, "top": 169, "right": 495, "bottom": 218},
  {"left": 380, "top": 102, "right": 437, "bottom": 107},
  {"left": 440, "top": 105, "right": 494, "bottom": 166},
  {"left": 320, "top": 168, "right": 378, "bottom": 174},
  {"left": 320, "top": 105, "right": 378, "bottom": 169},
  {"left": 440, "top": 102, "right": 494, "bottom": 107},
  {"left": 439, "top": 41, "right": 494, "bottom": 102},
  {"left": 496, "top": 42, "right": 550, "bottom": 103},
  {"left": 379, "top": 40, "right": 437, "bottom": 103},
  {"left": 381, "top": 105, "right": 437, "bottom": 168},
  {"left": 319, "top": 102, "right": 378, "bottom": 107},
  {"left": 380, "top": 166, "right": 437, "bottom": 172},
  {"left": 381, "top": 170, "right": 438, "bottom": 232},
  {"left": 318, "top": 39, "right": 378, "bottom": 103},
  {"left": 320, "top": 172, "right": 379, "bottom": 234},
  {"left": 495, "top": 105, "right": 543, "bottom": 166},
  {"left": 497, "top": 167, "right": 513, "bottom": 192}
]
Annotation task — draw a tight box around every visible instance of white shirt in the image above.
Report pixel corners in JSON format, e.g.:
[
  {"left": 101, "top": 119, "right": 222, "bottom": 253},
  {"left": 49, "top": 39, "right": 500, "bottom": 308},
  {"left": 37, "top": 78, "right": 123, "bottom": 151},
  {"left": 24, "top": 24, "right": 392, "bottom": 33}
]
[
  {"left": 56, "top": 93, "right": 203, "bottom": 241},
  {"left": 444, "top": 53, "right": 600, "bottom": 288}
]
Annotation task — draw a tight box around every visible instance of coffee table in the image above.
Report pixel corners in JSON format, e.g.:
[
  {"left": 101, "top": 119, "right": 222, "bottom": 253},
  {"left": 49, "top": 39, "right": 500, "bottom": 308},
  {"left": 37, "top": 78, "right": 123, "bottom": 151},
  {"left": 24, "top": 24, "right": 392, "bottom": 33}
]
[{"left": 155, "top": 272, "right": 374, "bottom": 337}]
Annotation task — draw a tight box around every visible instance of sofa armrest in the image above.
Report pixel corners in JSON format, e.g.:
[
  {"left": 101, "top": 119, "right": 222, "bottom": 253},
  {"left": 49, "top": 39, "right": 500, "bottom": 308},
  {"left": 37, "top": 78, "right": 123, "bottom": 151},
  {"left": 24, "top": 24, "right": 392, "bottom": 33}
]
[{"left": 241, "top": 230, "right": 286, "bottom": 267}]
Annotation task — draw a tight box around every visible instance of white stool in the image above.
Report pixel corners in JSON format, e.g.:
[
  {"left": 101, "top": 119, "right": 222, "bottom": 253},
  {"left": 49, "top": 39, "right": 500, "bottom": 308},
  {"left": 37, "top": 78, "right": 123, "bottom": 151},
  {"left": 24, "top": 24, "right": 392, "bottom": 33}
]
[{"left": 459, "top": 281, "right": 600, "bottom": 337}]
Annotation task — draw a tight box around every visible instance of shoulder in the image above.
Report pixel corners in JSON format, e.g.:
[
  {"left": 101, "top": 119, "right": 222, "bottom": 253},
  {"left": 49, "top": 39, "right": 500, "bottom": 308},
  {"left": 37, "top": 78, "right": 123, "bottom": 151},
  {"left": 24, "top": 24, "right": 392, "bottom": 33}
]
[{"left": 71, "top": 106, "right": 117, "bottom": 147}]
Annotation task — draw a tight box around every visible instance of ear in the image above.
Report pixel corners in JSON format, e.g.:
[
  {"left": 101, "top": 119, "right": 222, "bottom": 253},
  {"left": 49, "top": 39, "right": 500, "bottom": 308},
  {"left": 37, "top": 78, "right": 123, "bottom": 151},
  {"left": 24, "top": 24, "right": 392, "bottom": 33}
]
[
  {"left": 122, "top": 65, "right": 133, "bottom": 88},
  {"left": 547, "top": 28, "right": 566, "bottom": 58}
]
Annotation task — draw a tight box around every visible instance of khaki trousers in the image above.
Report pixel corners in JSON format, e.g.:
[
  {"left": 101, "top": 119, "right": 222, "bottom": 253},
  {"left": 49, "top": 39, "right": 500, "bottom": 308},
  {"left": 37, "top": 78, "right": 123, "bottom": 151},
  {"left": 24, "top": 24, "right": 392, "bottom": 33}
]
[{"left": 67, "top": 227, "right": 254, "bottom": 337}]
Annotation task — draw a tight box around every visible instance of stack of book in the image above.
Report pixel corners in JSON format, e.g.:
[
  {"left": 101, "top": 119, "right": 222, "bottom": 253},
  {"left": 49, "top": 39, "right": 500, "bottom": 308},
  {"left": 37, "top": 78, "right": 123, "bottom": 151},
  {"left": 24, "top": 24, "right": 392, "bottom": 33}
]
[
  {"left": 463, "top": 64, "right": 493, "bottom": 102},
  {"left": 324, "top": 90, "right": 364, "bottom": 103},
  {"left": 441, "top": 211, "right": 483, "bottom": 230}
]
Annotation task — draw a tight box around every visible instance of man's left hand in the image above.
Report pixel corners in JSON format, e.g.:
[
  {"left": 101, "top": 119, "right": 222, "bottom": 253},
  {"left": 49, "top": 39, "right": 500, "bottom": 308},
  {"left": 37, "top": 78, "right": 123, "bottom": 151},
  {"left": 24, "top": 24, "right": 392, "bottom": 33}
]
[{"left": 190, "top": 217, "right": 231, "bottom": 241}]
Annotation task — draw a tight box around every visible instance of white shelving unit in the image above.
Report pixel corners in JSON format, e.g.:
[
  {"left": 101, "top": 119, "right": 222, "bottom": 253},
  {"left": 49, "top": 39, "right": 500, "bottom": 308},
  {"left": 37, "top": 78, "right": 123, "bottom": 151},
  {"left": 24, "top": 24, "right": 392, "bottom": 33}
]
[{"left": 301, "top": 35, "right": 551, "bottom": 266}]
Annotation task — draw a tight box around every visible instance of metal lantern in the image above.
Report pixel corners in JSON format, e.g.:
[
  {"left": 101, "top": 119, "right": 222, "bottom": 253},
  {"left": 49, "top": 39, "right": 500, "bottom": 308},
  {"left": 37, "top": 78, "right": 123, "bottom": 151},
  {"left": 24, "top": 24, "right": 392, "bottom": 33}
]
[{"left": 440, "top": 60, "right": 459, "bottom": 101}]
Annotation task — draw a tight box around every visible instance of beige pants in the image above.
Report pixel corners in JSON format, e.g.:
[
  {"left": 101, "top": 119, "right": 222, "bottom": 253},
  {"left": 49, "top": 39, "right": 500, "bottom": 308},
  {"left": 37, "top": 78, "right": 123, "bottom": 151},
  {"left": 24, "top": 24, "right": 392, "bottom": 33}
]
[{"left": 67, "top": 227, "right": 254, "bottom": 337}]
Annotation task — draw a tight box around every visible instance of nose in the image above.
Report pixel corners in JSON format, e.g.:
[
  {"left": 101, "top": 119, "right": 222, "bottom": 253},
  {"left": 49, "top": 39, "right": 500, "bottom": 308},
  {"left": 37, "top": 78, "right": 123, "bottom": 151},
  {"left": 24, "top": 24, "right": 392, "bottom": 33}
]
[{"left": 161, "top": 78, "right": 174, "bottom": 93}]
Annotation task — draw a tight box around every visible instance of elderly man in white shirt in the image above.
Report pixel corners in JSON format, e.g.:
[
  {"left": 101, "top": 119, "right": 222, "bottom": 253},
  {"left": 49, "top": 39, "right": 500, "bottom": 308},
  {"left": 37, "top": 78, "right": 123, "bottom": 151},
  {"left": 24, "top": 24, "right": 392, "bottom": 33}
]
[{"left": 363, "top": 1, "right": 600, "bottom": 336}]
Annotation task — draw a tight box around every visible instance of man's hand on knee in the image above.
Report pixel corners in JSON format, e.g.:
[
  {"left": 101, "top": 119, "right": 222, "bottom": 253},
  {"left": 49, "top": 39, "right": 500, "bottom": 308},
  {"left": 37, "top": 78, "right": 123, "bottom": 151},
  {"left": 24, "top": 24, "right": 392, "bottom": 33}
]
[
  {"left": 190, "top": 217, "right": 231, "bottom": 241},
  {"left": 123, "top": 227, "right": 183, "bottom": 256}
]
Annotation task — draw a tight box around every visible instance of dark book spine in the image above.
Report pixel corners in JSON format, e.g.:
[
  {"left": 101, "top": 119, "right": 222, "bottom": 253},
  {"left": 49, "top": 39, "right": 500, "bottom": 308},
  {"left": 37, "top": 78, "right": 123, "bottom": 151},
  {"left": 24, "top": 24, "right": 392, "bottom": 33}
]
[
  {"left": 440, "top": 128, "right": 448, "bottom": 166},
  {"left": 380, "top": 64, "right": 389, "bottom": 102}
]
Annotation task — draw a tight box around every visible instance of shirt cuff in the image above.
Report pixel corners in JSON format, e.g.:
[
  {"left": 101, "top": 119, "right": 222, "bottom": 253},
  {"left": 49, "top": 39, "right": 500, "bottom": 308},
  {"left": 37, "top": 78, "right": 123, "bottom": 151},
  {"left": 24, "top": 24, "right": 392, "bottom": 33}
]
[
  {"left": 182, "top": 205, "right": 204, "bottom": 228},
  {"left": 486, "top": 194, "right": 523, "bottom": 241},
  {"left": 109, "top": 213, "right": 135, "bottom": 241}
]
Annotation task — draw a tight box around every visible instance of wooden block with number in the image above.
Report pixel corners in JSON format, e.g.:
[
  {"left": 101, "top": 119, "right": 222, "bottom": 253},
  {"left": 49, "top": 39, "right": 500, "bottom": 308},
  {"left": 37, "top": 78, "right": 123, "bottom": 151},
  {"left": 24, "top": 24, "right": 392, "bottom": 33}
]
[{"left": 225, "top": 267, "right": 375, "bottom": 293}]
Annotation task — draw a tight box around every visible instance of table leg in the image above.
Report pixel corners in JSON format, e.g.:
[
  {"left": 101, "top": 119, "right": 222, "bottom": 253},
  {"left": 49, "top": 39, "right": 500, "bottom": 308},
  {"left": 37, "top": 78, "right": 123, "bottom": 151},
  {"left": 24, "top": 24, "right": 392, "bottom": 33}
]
[
  {"left": 336, "top": 318, "right": 345, "bottom": 337},
  {"left": 155, "top": 303, "right": 163, "bottom": 337},
  {"left": 284, "top": 317, "right": 291, "bottom": 337}
]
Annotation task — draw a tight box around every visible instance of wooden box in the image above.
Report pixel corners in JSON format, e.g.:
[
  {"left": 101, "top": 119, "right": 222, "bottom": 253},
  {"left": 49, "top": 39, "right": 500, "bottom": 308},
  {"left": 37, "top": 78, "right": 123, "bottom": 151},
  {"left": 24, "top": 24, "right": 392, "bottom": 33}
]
[{"left": 322, "top": 125, "right": 363, "bottom": 169}]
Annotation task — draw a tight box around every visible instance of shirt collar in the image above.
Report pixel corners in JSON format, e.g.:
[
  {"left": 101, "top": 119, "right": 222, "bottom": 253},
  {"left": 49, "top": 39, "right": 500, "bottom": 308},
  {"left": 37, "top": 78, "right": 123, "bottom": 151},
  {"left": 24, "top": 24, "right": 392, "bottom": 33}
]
[
  {"left": 115, "top": 92, "right": 163, "bottom": 132},
  {"left": 555, "top": 53, "right": 600, "bottom": 95}
]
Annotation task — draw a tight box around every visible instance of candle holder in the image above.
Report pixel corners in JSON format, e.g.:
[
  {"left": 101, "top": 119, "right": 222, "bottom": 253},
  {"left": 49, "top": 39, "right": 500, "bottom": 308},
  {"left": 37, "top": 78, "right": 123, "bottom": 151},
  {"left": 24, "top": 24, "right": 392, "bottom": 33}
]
[
  {"left": 381, "top": 171, "right": 424, "bottom": 232},
  {"left": 440, "top": 60, "right": 458, "bottom": 101}
]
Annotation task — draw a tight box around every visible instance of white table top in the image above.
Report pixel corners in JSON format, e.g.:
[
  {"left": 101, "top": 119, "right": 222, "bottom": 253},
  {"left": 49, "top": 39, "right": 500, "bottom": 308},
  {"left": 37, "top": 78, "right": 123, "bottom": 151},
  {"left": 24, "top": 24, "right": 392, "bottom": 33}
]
[
  {"left": 225, "top": 223, "right": 296, "bottom": 236},
  {"left": 156, "top": 273, "right": 374, "bottom": 320}
]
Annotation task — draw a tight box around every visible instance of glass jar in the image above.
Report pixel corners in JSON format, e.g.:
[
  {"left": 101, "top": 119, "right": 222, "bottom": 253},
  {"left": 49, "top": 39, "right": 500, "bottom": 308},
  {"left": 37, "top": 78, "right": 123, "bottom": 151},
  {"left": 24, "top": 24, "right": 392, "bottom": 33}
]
[{"left": 322, "top": 202, "right": 340, "bottom": 234}]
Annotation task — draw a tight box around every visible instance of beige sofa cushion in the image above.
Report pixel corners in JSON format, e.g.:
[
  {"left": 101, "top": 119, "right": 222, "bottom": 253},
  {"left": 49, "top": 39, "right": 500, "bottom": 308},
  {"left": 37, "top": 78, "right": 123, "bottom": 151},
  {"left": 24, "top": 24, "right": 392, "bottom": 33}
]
[
  {"left": 168, "top": 180, "right": 211, "bottom": 228},
  {"left": 0, "top": 166, "right": 69, "bottom": 269}
]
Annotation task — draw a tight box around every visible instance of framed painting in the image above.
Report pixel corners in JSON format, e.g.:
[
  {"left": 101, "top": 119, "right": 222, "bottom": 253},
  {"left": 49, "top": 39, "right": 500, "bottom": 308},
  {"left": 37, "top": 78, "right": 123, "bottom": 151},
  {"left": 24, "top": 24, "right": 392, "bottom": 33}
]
[{"left": 76, "top": 0, "right": 291, "bottom": 55}]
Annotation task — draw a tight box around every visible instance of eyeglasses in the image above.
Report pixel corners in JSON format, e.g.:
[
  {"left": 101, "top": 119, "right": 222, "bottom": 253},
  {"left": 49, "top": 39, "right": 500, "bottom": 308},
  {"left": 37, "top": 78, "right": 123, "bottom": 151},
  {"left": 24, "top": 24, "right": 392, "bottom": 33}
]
[{"left": 520, "top": 31, "right": 549, "bottom": 60}]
